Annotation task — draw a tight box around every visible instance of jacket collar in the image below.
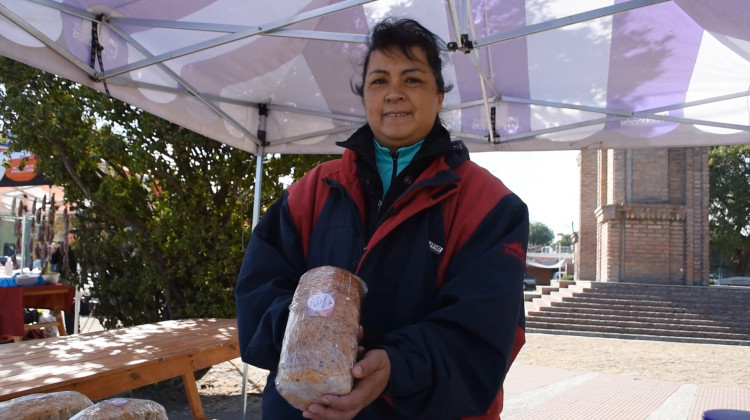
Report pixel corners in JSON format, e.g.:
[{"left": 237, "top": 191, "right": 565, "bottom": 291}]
[{"left": 336, "top": 119, "right": 458, "bottom": 166}]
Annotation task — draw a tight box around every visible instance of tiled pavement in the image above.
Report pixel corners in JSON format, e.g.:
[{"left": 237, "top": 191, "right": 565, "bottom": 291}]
[
  {"left": 179, "top": 363, "right": 750, "bottom": 420},
  {"left": 502, "top": 363, "right": 750, "bottom": 420},
  {"left": 78, "top": 316, "right": 749, "bottom": 419}
]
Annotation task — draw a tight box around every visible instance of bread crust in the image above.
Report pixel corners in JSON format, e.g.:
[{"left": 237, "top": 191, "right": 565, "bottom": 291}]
[{"left": 275, "top": 266, "right": 367, "bottom": 410}]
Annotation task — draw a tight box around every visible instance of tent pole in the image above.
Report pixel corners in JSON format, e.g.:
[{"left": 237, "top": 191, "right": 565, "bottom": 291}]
[
  {"left": 251, "top": 151, "right": 264, "bottom": 229},
  {"left": 242, "top": 150, "right": 264, "bottom": 417},
  {"left": 242, "top": 153, "right": 264, "bottom": 417},
  {"left": 243, "top": 104, "right": 267, "bottom": 417}
]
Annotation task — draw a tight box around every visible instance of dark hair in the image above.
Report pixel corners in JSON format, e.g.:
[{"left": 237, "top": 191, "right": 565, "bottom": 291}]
[{"left": 353, "top": 18, "right": 453, "bottom": 97}]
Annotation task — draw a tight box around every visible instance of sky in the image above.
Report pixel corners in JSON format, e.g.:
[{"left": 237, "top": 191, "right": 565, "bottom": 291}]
[{"left": 471, "top": 150, "right": 580, "bottom": 236}]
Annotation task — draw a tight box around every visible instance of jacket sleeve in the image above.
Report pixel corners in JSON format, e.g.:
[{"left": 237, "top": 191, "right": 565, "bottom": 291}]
[
  {"left": 235, "top": 192, "right": 307, "bottom": 371},
  {"left": 380, "top": 194, "right": 529, "bottom": 419}
]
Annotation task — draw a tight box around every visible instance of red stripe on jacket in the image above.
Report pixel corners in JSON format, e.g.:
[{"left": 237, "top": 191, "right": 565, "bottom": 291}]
[
  {"left": 438, "top": 160, "right": 513, "bottom": 289},
  {"left": 286, "top": 153, "right": 366, "bottom": 260}
]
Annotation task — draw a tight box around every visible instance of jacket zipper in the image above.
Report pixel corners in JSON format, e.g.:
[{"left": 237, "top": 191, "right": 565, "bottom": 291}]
[
  {"left": 378, "top": 151, "right": 399, "bottom": 218},
  {"left": 323, "top": 177, "right": 368, "bottom": 266}
]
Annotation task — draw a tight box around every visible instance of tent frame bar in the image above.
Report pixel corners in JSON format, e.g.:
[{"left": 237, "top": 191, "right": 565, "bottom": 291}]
[
  {"left": 99, "top": 0, "right": 372, "bottom": 79},
  {"left": 106, "top": 77, "right": 367, "bottom": 123},
  {"left": 474, "top": 0, "right": 671, "bottom": 48},
  {"left": 109, "top": 16, "right": 369, "bottom": 43},
  {"left": 445, "top": 89, "right": 750, "bottom": 144},
  {"left": 103, "top": 16, "right": 261, "bottom": 144},
  {"left": 27, "top": 0, "right": 373, "bottom": 80},
  {"left": 0, "top": 3, "right": 96, "bottom": 77}
]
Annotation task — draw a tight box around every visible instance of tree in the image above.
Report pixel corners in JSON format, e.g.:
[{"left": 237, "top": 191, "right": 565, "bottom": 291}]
[
  {"left": 0, "top": 57, "right": 333, "bottom": 327},
  {"left": 528, "top": 222, "right": 554, "bottom": 247},
  {"left": 709, "top": 145, "right": 750, "bottom": 276}
]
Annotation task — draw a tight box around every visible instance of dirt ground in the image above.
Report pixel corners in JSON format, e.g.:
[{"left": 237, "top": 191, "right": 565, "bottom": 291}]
[
  {"left": 121, "top": 332, "right": 748, "bottom": 417},
  {"left": 515, "top": 333, "right": 749, "bottom": 388}
]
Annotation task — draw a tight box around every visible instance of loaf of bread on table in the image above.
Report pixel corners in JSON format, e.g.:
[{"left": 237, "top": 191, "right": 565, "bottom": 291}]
[
  {"left": 0, "top": 391, "right": 93, "bottom": 420},
  {"left": 69, "top": 397, "right": 167, "bottom": 420},
  {"left": 276, "top": 265, "right": 367, "bottom": 411}
]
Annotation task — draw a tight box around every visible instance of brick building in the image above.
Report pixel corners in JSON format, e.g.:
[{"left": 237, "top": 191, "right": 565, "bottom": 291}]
[{"left": 574, "top": 148, "right": 710, "bottom": 285}]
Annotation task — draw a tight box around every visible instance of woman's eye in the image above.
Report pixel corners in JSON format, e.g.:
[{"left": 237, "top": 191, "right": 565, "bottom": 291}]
[
  {"left": 370, "top": 78, "right": 386, "bottom": 85},
  {"left": 405, "top": 77, "right": 422, "bottom": 84}
]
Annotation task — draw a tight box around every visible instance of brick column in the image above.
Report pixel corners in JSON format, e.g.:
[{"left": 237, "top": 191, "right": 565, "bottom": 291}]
[
  {"left": 575, "top": 150, "right": 598, "bottom": 281},
  {"left": 684, "top": 147, "right": 710, "bottom": 285},
  {"left": 583, "top": 147, "right": 709, "bottom": 285}
]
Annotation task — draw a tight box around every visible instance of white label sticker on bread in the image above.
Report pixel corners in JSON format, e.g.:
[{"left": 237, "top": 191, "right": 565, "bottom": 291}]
[{"left": 306, "top": 292, "right": 335, "bottom": 316}]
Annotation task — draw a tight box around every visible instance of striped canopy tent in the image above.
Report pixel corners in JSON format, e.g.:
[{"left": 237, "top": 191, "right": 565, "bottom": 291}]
[
  {"left": 0, "top": 0, "right": 748, "bottom": 158},
  {"left": 3, "top": 2, "right": 748, "bottom": 411}
]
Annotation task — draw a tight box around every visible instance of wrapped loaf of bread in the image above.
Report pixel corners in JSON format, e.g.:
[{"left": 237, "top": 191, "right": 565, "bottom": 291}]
[
  {"left": 276, "top": 266, "right": 367, "bottom": 410},
  {"left": 0, "top": 391, "right": 93, "bottom": 420},
  {"left": 69, "top": 398, "right": 167, "bottom": 420}
]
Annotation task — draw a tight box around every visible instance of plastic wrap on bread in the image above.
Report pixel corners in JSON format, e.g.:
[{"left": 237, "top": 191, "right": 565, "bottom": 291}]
[
  {"left": 275, "top": 266, "right": 367, "bottom": 411},
  {"left": 0, "top": 391, "right": 93, "bottom": 419},
  {"left": 69, "top": 398, "right": 168, "bottom": 420}
]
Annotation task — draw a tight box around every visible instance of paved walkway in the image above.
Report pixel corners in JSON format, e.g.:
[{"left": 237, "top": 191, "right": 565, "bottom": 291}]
[
  {"left": 171, "top": 363, "right": 750, "bottom": 420},
  {"left": 503, "top": 363, "right": 750, "bottom": 420},
  {"left": 78, "top": 316, "right": 750, "bottom": 419}
]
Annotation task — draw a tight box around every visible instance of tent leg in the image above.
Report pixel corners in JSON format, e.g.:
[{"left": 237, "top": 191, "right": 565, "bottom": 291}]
[
  {"left": 251, "top": 151, "right": 264, "bottom": 229},
  {"left": 242, "top": 147, "right": 265, "bottom": 418},
  {"left": 241, "top": 363, "right": 249, "bottom": 419},
  {"left": 73, "top": 288, "right": 81, "bottom": 334}
]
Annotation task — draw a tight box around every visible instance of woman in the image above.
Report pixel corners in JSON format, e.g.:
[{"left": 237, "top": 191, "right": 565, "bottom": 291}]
[{"left": 235, "top": 17, "right": 529, "bottom": 420}]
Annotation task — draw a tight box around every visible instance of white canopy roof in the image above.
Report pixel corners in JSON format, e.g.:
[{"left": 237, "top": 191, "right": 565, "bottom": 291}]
[{"left": 1, "top": 0, "right": 748, "bottom": 155}]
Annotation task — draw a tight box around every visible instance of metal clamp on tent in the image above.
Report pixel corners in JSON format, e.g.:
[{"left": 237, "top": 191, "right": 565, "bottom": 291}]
[
  {"left": 487, "top": 106, "right": 500, "bottom": 144},
  {"left": 89, "top": 14, "right": 111, "bottom": 96},
  {"left": 447, "top": 34, "right": 473, "bottom": 53},
  {"left": 257, "top": 103, "right": 269, "bottom": 147}
]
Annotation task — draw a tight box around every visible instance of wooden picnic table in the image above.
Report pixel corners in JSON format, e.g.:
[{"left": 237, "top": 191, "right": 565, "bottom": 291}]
[
  {"left": 0, "top": 284, "right": 75, "bottom": 341},
  {"left": 0, "top": 318, "right": 240, "bottom": 420}
]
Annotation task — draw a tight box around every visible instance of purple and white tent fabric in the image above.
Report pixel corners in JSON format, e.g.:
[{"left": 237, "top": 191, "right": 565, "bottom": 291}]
[{"left": 0, "top": 0, "right": 748, "bottom": 155}]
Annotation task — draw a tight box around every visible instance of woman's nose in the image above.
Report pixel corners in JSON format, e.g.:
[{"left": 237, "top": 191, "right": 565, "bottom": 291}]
[{"left": 385, "top": 84, "right": 405, "bottom": 102}]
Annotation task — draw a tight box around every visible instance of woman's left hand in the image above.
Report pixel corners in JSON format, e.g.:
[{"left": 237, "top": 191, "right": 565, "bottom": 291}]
[{"left": 302, "top": 349, "right": 391, "bottom": 420}]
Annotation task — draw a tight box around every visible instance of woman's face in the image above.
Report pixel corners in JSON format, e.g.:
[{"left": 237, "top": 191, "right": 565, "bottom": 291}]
[{"left": 363, "top": 46, "right": 444, "bottom": 151}]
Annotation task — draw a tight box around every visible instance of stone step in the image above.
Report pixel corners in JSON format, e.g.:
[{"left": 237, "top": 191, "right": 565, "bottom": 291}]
[
  {"left": 545, "top": 300, "right": 746, "bottom": 321},
  {"left": 525, "top": 314, "right": 749, "bottom": 334},
  {"left": 555, "top": 295, "right": 710, "bottom": 308},
  {"left": 524, "top": 328, "right": 750, "bottom": 346},
  {"left": 523, "top": 291, "right": 541, "bottom": 302},
  {"left": 547, "top": 300, "right": 691, "bottom": 313},
  {"left": 547, "top": 297, "right": 744, "bottom": 311},
  {"left": 584, "top": 283, "right": 750, "bottom": 299},
  {"left": 524, "top": 282, "right": 750, "bottom": 344},
  {"left": 524, "top": 320, "right": 750, "bottom": 342},
  {"left": 532, "top": 305, "right": 705, "bottom": 320},
  {"left": 534, "top": 286, "right": 559, "bottom": 295},
  {"left": 572, "top": 290, "right": 749, "bottom": 305}
]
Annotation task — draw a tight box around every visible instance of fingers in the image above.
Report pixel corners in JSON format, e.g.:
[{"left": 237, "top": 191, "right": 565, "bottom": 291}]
[
  {"left": 352, "top": 348, "right": 389, "bottom": 378},
  {"left": 302, "top": 349, "right": 391, "bottom": 420},
  {"left": 303, "top": 396, "right": 359, "bottom": 420}
]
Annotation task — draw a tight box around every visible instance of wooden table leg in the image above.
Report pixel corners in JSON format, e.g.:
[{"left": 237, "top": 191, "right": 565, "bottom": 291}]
[
  {"left": 181, "top": 371, "right": 205, "bottom": 420},
  {"left": 53, "top": 309, "right": 67, "bottom": 336}
]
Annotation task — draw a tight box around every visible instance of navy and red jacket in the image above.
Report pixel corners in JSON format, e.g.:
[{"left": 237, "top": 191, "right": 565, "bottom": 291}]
[{"left": 235, "top": 121, "right": 529, "bottom": 420}]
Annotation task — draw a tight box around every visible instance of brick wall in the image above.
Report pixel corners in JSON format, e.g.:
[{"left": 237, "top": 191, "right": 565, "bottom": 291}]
[
  {"left": 631, "top": 149, "right": 668, "bottom": 202},
  {"left": 576, "top": 147, "right": 709, "bottom": 285}
]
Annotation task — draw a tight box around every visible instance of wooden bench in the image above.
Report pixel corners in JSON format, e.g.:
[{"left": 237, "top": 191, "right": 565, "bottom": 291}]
[{"left": 0, "top": 318, "right": 239, "bottom": 419}]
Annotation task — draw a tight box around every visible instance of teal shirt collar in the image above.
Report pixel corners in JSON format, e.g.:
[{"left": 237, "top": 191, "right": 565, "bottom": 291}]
[{"left": 374, "top": 139, "right": 424, "bottom": 197}]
